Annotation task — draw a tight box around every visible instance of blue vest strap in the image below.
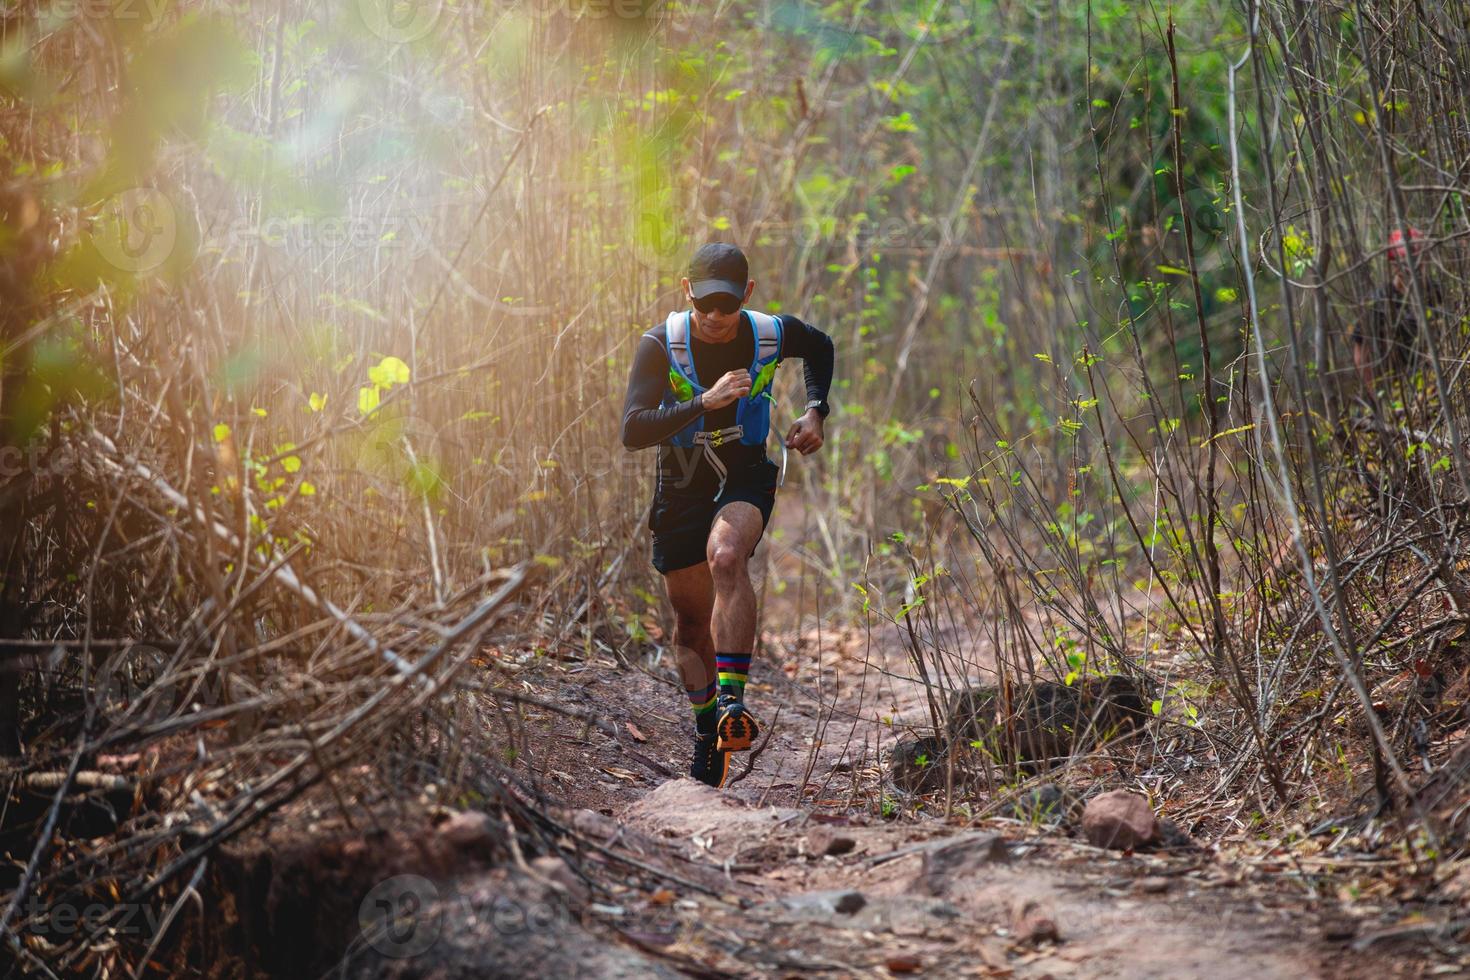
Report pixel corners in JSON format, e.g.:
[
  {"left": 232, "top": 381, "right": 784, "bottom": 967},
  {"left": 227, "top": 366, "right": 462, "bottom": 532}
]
[
  {"left": 665, "top": 310, "right": 697, "bottom": 385},
  {"left": 746, "top": 311, "right": 782, "bottom": 365}
]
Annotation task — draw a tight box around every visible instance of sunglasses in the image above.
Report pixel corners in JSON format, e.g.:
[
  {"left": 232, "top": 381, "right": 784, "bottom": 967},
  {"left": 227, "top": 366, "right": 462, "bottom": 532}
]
[{"left": 692, "top": 292, "right": 742, "bottom": 316}]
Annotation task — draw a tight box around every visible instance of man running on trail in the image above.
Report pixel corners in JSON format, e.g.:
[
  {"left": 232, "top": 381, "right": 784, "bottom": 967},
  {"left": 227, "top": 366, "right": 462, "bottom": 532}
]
[
  {"left": 621, "top": 243, "right": 834, "bottom": 788},
  {"left": 1350, "top": 226, "right": 1442, "bottom": 391}
]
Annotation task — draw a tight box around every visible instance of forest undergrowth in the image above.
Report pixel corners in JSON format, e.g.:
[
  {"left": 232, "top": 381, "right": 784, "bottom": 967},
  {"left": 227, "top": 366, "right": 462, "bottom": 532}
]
[{"left": 4, "top": 0, "right": 1470, "bottom": 974}]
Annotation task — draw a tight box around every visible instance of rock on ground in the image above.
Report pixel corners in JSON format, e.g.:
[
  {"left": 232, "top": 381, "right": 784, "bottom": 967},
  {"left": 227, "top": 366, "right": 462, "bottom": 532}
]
[
  {"left": 916, "top": 833, "right": 1013, "bottom": 896},
  {"left": 1004, "top": 784, "right": 1079, "bottom": 825},
  {"left": 888, "top": 732, "right": 952, "bottom": 792},
  {"left": 343, "top": 870, "right": 681, "bottom": 980},
  {"left": 1081, "top": 790, "right": 1158, "bottom": 850}
]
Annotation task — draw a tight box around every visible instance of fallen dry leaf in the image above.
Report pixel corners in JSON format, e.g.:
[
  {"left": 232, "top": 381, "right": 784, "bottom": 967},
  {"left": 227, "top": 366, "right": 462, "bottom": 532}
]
[
  {"left": 602, "top": 766, "right": 642, "bottom": 782},
  {"left": 626, "top": 722, "right": 648, "bottom": 742},
  {"left": 886, "top": 953, "right": 922, "bottom": 974}
]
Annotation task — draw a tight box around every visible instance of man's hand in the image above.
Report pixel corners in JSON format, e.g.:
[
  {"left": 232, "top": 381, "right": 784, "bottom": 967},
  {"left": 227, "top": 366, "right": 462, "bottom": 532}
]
[
  {"left": 702, "top": 369, "right": 753, "bottom": 410},
  {"left": 784, "top": 410, "right": 825, "bottom": 455}
]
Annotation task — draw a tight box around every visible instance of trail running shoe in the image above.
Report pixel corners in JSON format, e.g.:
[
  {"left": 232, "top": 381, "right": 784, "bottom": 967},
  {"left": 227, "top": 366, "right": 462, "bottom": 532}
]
[
  {"left": 690, "top": 731, "right": 730, "bottom": 788},
  {"left": 716, "top": 694, "right": 761, "bottom": 752}
]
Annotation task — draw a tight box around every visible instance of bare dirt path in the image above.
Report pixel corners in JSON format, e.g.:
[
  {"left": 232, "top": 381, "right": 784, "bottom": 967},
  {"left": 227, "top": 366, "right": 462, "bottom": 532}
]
[{"left": 346, "top": 626, "right": 1426, "bottom": 979}]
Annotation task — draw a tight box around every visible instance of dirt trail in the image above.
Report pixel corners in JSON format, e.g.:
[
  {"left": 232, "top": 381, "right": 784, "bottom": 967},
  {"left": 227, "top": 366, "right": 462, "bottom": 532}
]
[{"left": 352, "top": 627, "right": 1412, "bottom": 979}]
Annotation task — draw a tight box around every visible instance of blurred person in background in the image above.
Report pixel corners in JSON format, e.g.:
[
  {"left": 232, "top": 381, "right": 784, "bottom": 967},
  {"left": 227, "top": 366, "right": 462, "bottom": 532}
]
[{"left": 1351, "top": 226, "right": 1443, "bottom": 392}]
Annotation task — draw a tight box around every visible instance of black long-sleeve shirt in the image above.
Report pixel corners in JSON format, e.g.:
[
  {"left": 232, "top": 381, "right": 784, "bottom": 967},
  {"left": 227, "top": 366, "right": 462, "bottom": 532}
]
[{"left": 621, "top": 312, "right": 834, "bottom": 492}]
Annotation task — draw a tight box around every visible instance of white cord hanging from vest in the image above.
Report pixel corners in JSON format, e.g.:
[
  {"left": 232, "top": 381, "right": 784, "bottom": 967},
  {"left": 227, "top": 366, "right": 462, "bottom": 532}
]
[{"left": 693, "top": 425, "right": 745, "bottom": 500}]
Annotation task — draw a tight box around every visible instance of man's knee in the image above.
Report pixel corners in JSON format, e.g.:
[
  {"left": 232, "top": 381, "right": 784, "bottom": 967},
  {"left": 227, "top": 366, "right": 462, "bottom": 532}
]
[
  {"left": 673, "top": 614, "right": 709, "bottom": 647},
  {"left": 707, "top": 540, "right": 748, "bottom": 582}
]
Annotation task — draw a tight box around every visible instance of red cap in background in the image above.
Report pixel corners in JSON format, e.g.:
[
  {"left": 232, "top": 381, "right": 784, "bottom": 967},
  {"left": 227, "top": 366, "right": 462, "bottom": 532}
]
[{"left": 1387, "top": 226, "right": 1426, "bottom": 261}]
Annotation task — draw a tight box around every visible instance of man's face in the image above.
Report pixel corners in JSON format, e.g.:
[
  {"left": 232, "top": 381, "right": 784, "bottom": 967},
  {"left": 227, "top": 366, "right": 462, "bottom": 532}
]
[
  {"left": 685, "top": 278, "right": 752, "bottom": 330},
  {"left": 693, "top": 295, "right": 741, "bottom": 329}
]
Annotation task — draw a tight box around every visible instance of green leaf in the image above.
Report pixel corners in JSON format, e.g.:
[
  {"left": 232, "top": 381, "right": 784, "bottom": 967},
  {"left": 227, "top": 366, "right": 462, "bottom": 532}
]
[
  {"left": 368, "top": 355, "right": 411, "bottom": 389},
  {"left": 358, "top": 385, "right": 381, "bottom": 416},
  {"left": 881, "top": 111, "right": 918, "bottom": 133}
]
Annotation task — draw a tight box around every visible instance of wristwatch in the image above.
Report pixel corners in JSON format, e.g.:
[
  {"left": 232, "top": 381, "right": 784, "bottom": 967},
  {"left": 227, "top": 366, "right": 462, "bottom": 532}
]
[{"left": 805, "top": 399, "right": 830, "bottom": 419}]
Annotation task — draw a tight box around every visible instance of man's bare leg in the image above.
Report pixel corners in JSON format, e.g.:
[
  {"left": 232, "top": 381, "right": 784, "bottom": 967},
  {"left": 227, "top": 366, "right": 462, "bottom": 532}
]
[
  {"left": 663, "top": 561, "right": 718, "bottom": 725},
  {"left": 664, "top": 562, "right": 731, "bottom": 787},
  {"left": 707, "top": 502, "right": 766, "bottom": 750}
]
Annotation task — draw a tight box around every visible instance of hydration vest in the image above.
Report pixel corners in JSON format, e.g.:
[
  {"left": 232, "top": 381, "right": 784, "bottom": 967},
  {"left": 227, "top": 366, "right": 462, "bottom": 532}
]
[
  {"left": 655, "top": 309, "right": 783, "bottom": 496},
  {"left": 659, "top": 309, "right": 782, "bottom": 447}
]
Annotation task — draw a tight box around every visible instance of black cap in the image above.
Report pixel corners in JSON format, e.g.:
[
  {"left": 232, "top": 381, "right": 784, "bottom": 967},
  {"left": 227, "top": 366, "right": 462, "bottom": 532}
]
[{"left": 688, "top": 243, "right": 748, "bottom": 300}]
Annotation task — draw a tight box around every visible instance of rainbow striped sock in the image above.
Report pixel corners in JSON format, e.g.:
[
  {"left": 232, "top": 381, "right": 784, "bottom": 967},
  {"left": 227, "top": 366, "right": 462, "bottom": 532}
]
[
  {"left": 716, "top": 653, "right": 751, "bottom": 698},
  {"left": 687, "top": 679, "right": 718, "bottom": 734}
]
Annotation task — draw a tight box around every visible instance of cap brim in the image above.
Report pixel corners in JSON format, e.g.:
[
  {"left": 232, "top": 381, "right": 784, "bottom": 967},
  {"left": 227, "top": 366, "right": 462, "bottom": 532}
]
[{"left": 689, "top": 279, "right": 745, "bottom": 300}]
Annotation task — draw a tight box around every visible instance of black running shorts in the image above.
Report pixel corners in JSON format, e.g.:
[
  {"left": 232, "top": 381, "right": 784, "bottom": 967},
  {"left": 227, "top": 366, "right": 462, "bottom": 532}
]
[{"left": 649, "top": 459, "right": 779, "bottom": 574}]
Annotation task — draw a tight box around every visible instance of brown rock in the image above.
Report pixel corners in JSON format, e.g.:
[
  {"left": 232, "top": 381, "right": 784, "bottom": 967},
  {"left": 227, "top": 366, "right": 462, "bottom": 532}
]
[
  {"left": 918, "top": 833, "right": 1012, "bottom": 895},
  {"left": 1004, "top": 784, "right": 1079, "bottom": 825},
  {"left": 807, "top": 826, "right": 857, "bottom": 857},
  {"left": 1155, "top": 817, "right": 1196, "bottom": 850},
  {"left": 951, "top": 677, "right": 1152, "bottom": 772},
  {"left": 1081, "top": 790, "right": 1157, "bottom": 851},
  {"left": 946, "top": 685, "right": 1001, "bottom": 746},
  {"left": 771, "top": 889, "right": 867, "bottom": 917},
  {"left": 889, "top": 733, "right": 951, "bottom": 792},
  {"left": 1010, "top": 897, "right": 1060, "bottom": 944},
  {"left": 1009, "top": 676, "right": 1151, "bottom": 771},
  {"left": 886, "top": 953, "right": 923, "bottom": 973},
  {"left": 570, "top": 808, "right": 619, "bottom": 839},
  {"left": 437, "top": 809, "right": 496, "bottom": 848}
]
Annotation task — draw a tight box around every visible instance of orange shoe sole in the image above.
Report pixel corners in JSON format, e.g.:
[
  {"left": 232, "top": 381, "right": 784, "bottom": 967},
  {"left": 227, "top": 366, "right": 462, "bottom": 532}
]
[{"left": 717, "top": 706, "right": 760, "bottom": 752}]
